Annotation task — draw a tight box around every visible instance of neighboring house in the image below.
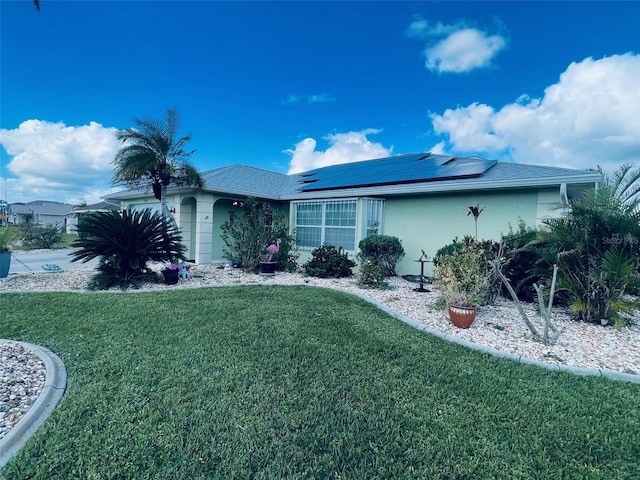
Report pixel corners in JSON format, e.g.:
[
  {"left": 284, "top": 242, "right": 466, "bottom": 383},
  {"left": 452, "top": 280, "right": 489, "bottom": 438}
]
[
  {"left": 106, "top": 153, "right": 602, "bottom": 276},
  {"left": 9, "top": 200, "right": 75, "bottom": 231},
  {"left": 69, "top": 201, "right": 121, "bottom": 234}
]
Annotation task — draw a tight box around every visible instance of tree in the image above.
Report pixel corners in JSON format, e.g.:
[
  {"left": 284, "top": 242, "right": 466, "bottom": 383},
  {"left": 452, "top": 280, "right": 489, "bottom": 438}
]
[{"left": 112, "top": 108, "right": 204, "bottom": 222}]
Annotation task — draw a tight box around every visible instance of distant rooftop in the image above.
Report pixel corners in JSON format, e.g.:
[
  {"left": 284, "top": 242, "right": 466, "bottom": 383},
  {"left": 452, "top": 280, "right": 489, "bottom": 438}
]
[{"left": 9, "top": 200, "right": 74, "bottom": 216}]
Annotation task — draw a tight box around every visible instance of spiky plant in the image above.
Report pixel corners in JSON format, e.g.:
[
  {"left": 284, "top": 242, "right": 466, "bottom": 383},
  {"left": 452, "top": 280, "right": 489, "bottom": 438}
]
[
  {"left": 70, "top": 208, "right": 186, "bottom": 290},
  {"left": 466, "top": 203, "right": 485, "bottom": 240},
  {"left": 535, "top": 166, "right": 640, "bottom": 325}
]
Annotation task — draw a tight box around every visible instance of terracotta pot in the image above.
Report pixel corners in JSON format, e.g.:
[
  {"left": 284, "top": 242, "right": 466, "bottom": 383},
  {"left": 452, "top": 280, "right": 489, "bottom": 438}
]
[{"left": 448, "top": 305, "right": 476, "bottom": 329}]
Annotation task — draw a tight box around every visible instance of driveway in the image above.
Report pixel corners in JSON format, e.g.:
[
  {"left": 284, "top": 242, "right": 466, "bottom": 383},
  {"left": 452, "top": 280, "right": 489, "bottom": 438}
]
[{"left": 8, "top": 249, "right": 98, "bottom": 274}]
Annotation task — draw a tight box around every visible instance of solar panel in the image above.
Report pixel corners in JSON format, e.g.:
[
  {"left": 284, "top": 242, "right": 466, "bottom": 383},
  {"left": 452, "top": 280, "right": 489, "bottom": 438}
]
[{"left": 297, "top": 153, "right": 495, "bottom": 192}]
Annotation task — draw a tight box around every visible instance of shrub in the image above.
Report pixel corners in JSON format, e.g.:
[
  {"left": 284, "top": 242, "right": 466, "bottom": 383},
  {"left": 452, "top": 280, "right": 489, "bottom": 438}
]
[
  {"left": 220, "top": 197, "right": 298, "bottom": 273},
  {"left": 433, "top": 238, "right": 464, "bottom": 266},
  {"left": 536, "top": 181, "right": 640, "bottom": 326},
  {"left": 70, "top": 208, "right": 186, "bottom": 290},
  {"left": 434, "top": 236, "right": 503, "bottom": 306},
  {"left": 358, "top": 261, "right": 386, "bottom": 288},
  {"left": 304, "top": 245, "right": 356, "bottom": 278},
  {"left": 357, "top": 235, "right": 405, "bottom": 276},
  {"left": 625, "top": 273, "right": 640, "bottom": 296},
  {"left": 435, "top": 245, "right": 488, "bottom": 307},
  {"left": 19, "top": 224, "right": 63, "bottom": 249},
  {"left": 501, "top": 219, "right": 541, "bottom": 301},
  {"left": 0, "top": 226, "right": 18, "bottom": 252}
]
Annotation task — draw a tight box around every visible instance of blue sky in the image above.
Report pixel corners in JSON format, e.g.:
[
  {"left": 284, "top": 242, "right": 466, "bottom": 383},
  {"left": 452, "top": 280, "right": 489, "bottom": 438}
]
[{"left": 1, "top": 0, "right": 639, "bottom": 204}]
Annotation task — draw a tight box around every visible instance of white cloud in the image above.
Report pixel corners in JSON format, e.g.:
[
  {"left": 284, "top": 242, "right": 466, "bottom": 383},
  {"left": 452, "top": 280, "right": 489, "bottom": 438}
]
[
  {"left": 428, "top": 54, "right": 640, "bottom": 173},
  {"left": 0, "top": 120, "right": 121, "bottom": 204},
  {"left": 425, "top": 29, "right": 506, "bottom": 74},
  {"left": 283, "top": 93, "right": 336, "bottom": 105},
  {"left": 285, "top": 129, "right": 392, "bottom": 174},
  {"left": 407, "top": 18, "right": 506, "bottom": 74}
]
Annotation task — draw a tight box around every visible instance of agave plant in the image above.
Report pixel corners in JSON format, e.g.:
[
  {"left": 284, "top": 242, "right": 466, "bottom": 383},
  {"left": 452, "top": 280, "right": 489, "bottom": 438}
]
[{"left": 70, "top": 208, "right": 186, "bottom": 290}]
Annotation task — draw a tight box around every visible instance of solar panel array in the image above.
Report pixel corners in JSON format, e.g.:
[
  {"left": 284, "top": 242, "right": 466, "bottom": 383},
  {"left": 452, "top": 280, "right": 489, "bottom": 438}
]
[{"left": 297, "top": 153, "right": 496, "bottom": 192}]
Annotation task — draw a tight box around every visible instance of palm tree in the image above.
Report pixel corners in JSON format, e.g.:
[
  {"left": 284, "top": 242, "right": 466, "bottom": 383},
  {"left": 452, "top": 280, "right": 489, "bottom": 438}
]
[
  {"left": 604, "top": 163, "right": 640, "bottom": 208},
  {"left": 112, "top": 108, "right": 204, "bottom": 222}
]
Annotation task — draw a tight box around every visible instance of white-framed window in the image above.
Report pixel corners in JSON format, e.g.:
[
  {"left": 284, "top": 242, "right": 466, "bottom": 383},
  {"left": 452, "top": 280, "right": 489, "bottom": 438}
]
[
  {"left": 363, "top": 198, "right": 384, "bottom": 237},
  {"left": 293, "top": 199, "right": 357, "bottom": 251}
]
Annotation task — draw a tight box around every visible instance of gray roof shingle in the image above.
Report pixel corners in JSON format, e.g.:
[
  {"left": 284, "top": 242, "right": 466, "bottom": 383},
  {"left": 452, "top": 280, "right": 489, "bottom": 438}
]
[
  {"left": 107, "top": 153, "right": 602, "bottom": 201},
  {"left": 9, "top": 201, "right": 74, "bottom": 216}
]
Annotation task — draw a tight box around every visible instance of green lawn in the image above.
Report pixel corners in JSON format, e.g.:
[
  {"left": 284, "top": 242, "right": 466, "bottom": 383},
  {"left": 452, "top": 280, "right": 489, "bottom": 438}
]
[{"left": 1, "top": 286, "right": 639, "bottom": 479}]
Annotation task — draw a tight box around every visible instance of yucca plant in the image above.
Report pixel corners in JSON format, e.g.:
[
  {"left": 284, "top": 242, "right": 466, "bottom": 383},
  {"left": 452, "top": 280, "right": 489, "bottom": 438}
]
[{"left": 70, "top": 208, "right": 186, "bottom": 290}]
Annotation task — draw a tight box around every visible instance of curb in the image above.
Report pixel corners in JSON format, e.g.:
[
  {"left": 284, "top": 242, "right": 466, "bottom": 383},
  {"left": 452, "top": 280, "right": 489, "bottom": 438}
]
[
  {"left": 0, "top": 341, "right": 67, "bottom": 469},
  {"left": 350, "top": 291, "right": 640, "bottom": 385}
]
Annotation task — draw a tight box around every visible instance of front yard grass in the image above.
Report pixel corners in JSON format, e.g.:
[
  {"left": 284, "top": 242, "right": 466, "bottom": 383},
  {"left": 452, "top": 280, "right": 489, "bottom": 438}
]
[{"left": 1, "top": 285, "right": 639, "bottom": 479}]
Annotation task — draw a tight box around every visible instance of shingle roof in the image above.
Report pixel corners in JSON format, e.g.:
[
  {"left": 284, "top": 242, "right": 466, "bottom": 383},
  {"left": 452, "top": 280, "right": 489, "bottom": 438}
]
[
  {"left": 9, "top": 201, "right": 74, "bottom": 216},
  {"left": 284, "top": 154, "right": 601, "bottom": 199},
  {"left": 73, "top": 201, "right": 120, "bottom": 213},
  {"left": 199, "top": 164, "right": 299, "bottom": 200},
  {"left": 106, "top": 153, "right": 602, "bottom": 201}
]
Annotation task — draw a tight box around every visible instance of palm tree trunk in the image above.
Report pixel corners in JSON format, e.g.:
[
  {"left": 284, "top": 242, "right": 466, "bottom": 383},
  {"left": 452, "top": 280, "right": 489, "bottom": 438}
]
[
  {"left": 161, "top": 184, "right": 169, "bottom": 222},
  {"left": 160, "top": 185, "right": 179, "bottom": 231}
]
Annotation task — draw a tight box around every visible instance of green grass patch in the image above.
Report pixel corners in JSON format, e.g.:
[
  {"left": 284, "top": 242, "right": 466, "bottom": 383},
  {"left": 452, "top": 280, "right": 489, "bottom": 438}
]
[{"left": 1, "top": 285, "right": 639, "bottom": 479}]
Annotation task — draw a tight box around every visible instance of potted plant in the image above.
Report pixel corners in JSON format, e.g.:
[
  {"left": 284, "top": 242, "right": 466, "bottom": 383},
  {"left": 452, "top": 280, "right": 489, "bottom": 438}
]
[
  {"left": 434, "top": 246, "right": 488, "bottom": 328},
  {"left": 0, "top": 226, "right": 17, "bottom": 279},
  {"left": 162, "top": 262, "right": 184, "bottom": 285},
  {"left": 259, "top": 238, "right": 281, "bottom": 276}
]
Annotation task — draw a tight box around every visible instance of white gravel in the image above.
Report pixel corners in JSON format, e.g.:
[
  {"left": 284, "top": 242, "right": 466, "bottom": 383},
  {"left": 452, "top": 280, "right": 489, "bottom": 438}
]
[{"left": 0, "top": 342, "right": 46, "bottom": 441}]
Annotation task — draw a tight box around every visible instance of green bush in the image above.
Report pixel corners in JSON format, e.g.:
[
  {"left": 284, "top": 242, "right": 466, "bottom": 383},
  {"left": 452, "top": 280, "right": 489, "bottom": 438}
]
[
  {"left": 433, "top": 237, "right": 464, "bottom": 266},
  {"left": 304, "top": 244, "right": 356, "bottom": 278},
  {"left": 536, "top": 180, "right": 640, "bottom": 326},
  {"left": 625, "top": 273, "right": 640, "bottom": 296},
  {"left": 358, "top": 261, "right": 386, "bottom": 288},
  {"left": 357, "top": 235, "right": 405, "bottom": 276},
  {"left": 501, "top": 219, "right": 541, "bottom": 301},
  {"left": 434, "top": 236, "right": 503, "bottom": 306},
  {"left": 70, "top": 208, "right": 185, "bottom": 290},
  {"left": 220, "top": 197, "right": 298, "bottom": 273},
  {"left": 19, "top": 224, "right": 63, "bottom": 249}
]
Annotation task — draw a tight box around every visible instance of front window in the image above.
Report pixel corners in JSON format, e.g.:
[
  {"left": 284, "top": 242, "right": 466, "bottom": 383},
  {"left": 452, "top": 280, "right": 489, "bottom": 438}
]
[{"left": 294, "top": 200, "right": 357, "bottom": 251}]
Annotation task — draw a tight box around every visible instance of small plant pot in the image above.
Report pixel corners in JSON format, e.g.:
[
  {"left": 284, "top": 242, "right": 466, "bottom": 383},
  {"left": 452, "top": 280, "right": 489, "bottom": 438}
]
[
  {"left": 162, "top": 269, "right": 180, "bottom": 285},
  {"left": 448, "top": 305, "right": 476, "bottom": 329},
  {"left": 0, "top": 251, "right": 10, "bottom": 278},
  {"left": 259, "top": 262, "right": 277, "bottom": 276}
]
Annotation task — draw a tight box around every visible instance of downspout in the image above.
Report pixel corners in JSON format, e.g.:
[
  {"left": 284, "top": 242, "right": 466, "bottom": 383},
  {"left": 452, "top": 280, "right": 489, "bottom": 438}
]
[{"left": 560, "top": 183, "right": 569, "bottom": 216}]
